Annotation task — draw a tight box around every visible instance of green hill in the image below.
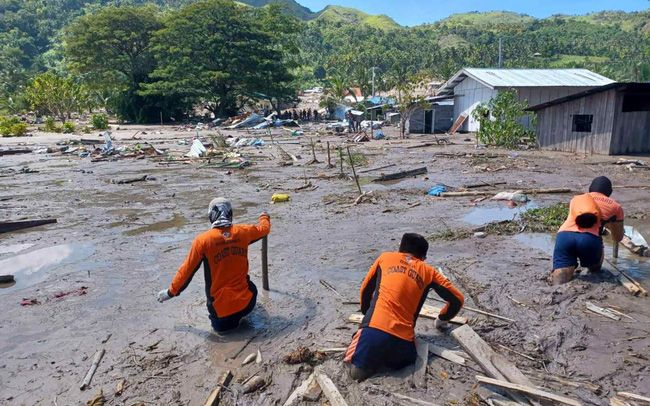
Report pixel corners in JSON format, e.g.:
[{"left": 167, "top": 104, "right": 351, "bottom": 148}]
[
  {"left": 438, "top": 11, "right": 535, "bottom": 28},
  {"left": 315, "top": 5, "right": 400, "bottom": 30},
  {"left": 238, "top": 0, "right": 315, "bottom": 20}
]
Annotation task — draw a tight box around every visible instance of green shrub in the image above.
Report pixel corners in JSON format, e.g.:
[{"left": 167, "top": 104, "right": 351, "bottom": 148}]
[
  {"left": 43, "top": 117, "right": 62, "bottom": 133},
  {"left": 91, "top": 113, "right": 109, "bottom": 130},
  {"left": 472, "top": 90, "right": 536, "bottom": 149},
  {"left": 62, "top": 121, "right": 76, "bottom": 133},
  {"left": 0, "top": 116, "right": 28, "bottom": 137}
]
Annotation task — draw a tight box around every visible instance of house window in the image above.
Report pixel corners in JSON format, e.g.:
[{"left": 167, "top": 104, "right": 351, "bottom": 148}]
[
  {"left": 572, "top": 114, "right": 593, "bottom": 132},
  {"left": 622, "top": 93, "right": 650, "bottom": 112}
]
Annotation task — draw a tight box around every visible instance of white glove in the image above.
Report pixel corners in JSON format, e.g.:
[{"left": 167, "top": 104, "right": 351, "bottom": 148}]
[
  {"left": 157, "top": 289, "right": 172, "bottom": 303},
  {"left": 434, "top": 318, "right": 449, "bottom": 330}
]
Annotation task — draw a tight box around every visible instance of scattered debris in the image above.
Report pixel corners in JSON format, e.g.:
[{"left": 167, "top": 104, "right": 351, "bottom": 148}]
[
  {"left": 204, "top": 370, "right": 233, "bottom": 406},
  {"left": 617, "top": 392, "right": 650, "bottom": 404},
  {"left": 115, "top": 379, "right": 126, "bottom": 396},
  {"left": 283, "top": 372, "right": 316, "bottom": 406},
  {"left": 0, "top": 148, "right": 32, "bottom": 156},
  {"left": 315, "top": 370, "right": 349, "bottom": 406},
  {"left": 283, "top": 347, "right": 327, "bottom": 365},
  {"left": 585, "top": 301, "right": 621, "bottom": 321},
  {"left": 111, "top": 175, "right": 150, "bottom": 185},
  {"left": 476, "top": 375, "right": 582, "bottom": 406},
  {"left": 0, "top": 219, "right": 57, "bottom": 234},
  {"left": 427, "top": 184, "right": 447, "bottom": 196},
  {"left": 241, "top": 352, "right": 256, "bottom": 366},
  {"left": 373, "top": 167, "right": 427, "bottom": 182},
  {"left": 20, "top": 298, "right": 40, "bottom": 306},
  {"left": 53, "top": 286, "right": 88, "bottom": 300},
  {"left": 80, "top": 348, "right": 105, "bottom": 390},
  {"left": 86, "top": 389, "right": 105, "bottom": 406},
  {"left": 429, "top": 344, "right": 466, "bottom": 365},
  {"left": 492, "top": 190, "right": 529, "bottom": 203},
  {"left": 242, "top": 375, "right": 265, "bottom": 394},
  {"left": 255, "top": 349, "right": 262, "bottom": 364},
  {"left": 271, "top": 193, "right": 290, "bottom": 203},
  {"left": 392, "top": 392, "right": 441, "bottom": 406},
  {"left": 186, "top": 139, "right": 207, "bottom": 158}
]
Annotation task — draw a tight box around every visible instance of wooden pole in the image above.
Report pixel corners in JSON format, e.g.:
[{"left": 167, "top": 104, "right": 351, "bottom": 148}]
[
  {"left": 338, "top": 147, "right": 344, "bottom": 176},
  {"left": 346, "top": 147, "right": 363, "bottom": 195},
  {"left": 80, "top": 348, "right": 105, "bottom": 390},
  {"left": 613, "top": 241, "right": 619, "bottom": 258},
  {"left": 326, "top": 142, "right": 334, "bottom": 168},
  {"left": 261, "top": 236, "right": 269, "bottom": 291}
]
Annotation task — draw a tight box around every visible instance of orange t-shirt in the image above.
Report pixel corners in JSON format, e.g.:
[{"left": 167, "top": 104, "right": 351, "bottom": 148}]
[
  {"left": 558, "top": 192, "right": 624, "bottom": 237},
  {"left": 169, "top": 214, "right": 270, "bottom": 317},
  {"left": 359, "top": 252, "right": 464, "bottom": 341}
]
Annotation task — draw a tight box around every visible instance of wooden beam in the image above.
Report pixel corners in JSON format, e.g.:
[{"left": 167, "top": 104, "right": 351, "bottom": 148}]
[
  {"left": 283, "top": 373, "right": 315, "bottom": 406},
  {"left": 392, "top": 392, "right": 441, "bottom": 406},
  {"left": 372, "top": 167, "right": 427, "bottom": 182},
  {"left": 585, "top": 301, "right": 620, "bottom": 321},
  {"left": 315, "top": 371, "right": 349, "bottom": 406},
  {"left": 476, "top": 375, "right": 582, "bottom": 406},
  {"left": 204, "top": 370, "right": 233, "bottom": 406},
  {"left": 617, "top": 392, "right": 650, "bottom": 404},
  {"left": 429, "top": 344, "right": 466, "bottom": 365},
  {"left": 80, "top": 349, "right": 105, "bottom": 390},
  {"left": 0, "top": 219, "right": 57, "bottom": 234},
  {"left": 430, "top": 298, "right": 514, "bottom": 323}
]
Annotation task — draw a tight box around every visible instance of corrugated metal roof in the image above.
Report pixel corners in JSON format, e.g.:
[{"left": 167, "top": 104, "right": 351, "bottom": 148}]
[
  {"left": 527, "top": 82, "right": 650, "bottom": 111},
  {"left": 437, "top": 68, "right": 615, "bottom": 95}
]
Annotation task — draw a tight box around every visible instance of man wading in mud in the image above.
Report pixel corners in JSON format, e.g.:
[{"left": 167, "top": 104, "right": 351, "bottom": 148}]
[
  {"left": 157, "top": 198, "right": 271, "bottom": 332},
  {"left": 550, "top": 176, "right": 624, "bottom": 285},
  {"left": 344, "top": 233, "right": 464, "bottom": 381}
]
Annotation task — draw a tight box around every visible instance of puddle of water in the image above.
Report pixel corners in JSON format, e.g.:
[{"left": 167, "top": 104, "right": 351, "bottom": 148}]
[
  {"left": 514, "top": 233, "right": 555, "bottom": 256},
  {"left": 0, "top": 243, "right": 34, "bottom": 255},
  {"left": 123, "top": 213, "right": 188, "bottom": 236},
  {"left": 463, "top": 202, "right": 538, "bottom": 226},
  {"left": 0, "top": 243, "right": 95, "bottom": 292}
]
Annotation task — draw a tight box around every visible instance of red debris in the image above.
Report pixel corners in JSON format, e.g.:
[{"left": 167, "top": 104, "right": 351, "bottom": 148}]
[
  {"left": 20, "top": 298, "right": 40, "bottom": 306},
  {"left": 53, "top": 286, "right": 88, "bottom": 299}
]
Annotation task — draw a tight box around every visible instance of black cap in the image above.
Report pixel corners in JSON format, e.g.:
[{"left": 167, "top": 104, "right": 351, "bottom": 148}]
[
  {"left": 589, "top": 176, "right": 613, "bottom": 197},
  {"left": 399, "top": 233, "right": 429, "bottom": 260}
]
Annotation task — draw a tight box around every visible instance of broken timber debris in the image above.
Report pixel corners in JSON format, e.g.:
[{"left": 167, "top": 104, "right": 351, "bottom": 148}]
[
  {"left": 585, "top": 301, "right": 621, "bottom": 321},
  {"left": 0, "top": 219, "right": 57, "bottom": 234},
  {"left": 80, "top": 348, "right": 105, "bottom": 390},
  {"left": 440, "top": 188, "right": 571, "bottom": 197},
  {"left": 452, "top": 325, "right": 537, "bottom": 405},
  {"left": 204, "top": 370, "right": 233, "bottom": 406},
  {"left": 617, "top": 392, "right": 650, "bottom": 404},
  {"left": 430, "top": 298, "right": 514, "bottom": 322},
  {"left": 605, "top": 259, "right": 648, "bottom": 296},
  {"left": 111, "top": 175, "right": 149, "bottom": 184},
  {"left": 429, "top": 344, "right": 466, "bottom": 365},
  {"left": 0, "top": 148, "right": 32, "bottom": 156},
  {"left": 476, "top": 375, "right": 582, "bottom": 406},
  {"left": 283, "top": 373, "right": 316, "bottom": 406},
  {"left": 0, "top": 275, "right": 15, "bottom": 283},
  {"left": 315, "top": 370, "right": 349, "bottom": 406},
  {"left": 373, "top": 167, "right": 427, "bottom": 182},
  {"left": 412, "top": 339, "right": 429, "bottom": 388}
]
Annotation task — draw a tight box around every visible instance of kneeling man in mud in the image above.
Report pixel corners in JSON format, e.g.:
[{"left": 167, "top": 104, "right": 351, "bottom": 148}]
[
  {"left": 344, "top": 233, "right": 464, "bottom": 381},
  {"left": 551, "top": 176, "right": 624, "bottom": 285},
  {"left": 157, "top": 198, "right": 271, "bottom": 332}
]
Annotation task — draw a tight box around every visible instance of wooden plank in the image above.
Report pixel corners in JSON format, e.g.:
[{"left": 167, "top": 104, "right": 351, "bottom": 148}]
[
  {"left": 373, "top": 167, "right": 427, "bottom": 182},
  {"left": 357, "top": 163, "right": 396, "bottom": 174},
  {"left": 80, "top": 349, "right": 105, "bottom": 390},
  {"left": 0, "top": 219, "right": 57, "bottom": 234},
  {"left": 617, "top": 392, "right": 650, "bottom": 404},
  {"left": 449, "top": 113, "right": 468, "bottom": 135},
  {"left": 0, "top": 148, "right": 32, "bottom": 156},
  {"left": 429, "top": 344, "right": 466, "bottom": 365},
  {"left": 476, "top": 375, "right": 582, "bottom": 406},
  {"left": 412, "top": 339, "right": 428, "bottom": 388},
  {"left": 283, "top": 372, "right": 315, "bottom": 406},
  {"left": 315, "top": 370, "right": 349, "bottom": 406},
  {"left": 585, "top": 301, "right": 620, "bottom": 321},
  {"left": 430, "top": 298, "right": 515, "bottom": 323},
  {"left": 610, "top": 397, "right": 632, "bottom": 406},
  {"left": 452, "top": 325, "right": 532, "bottom": 386},
  {"left": 392, "top": 392, "right": 441, "bottom": 406},
  {"left": 204, "top": 370, "right": 233, "bottom": 406}
]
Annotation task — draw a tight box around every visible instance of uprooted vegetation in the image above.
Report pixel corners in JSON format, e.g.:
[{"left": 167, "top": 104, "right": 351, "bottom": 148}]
[{"left": 429, "top": 203, "right": 569, "bottom": 241}]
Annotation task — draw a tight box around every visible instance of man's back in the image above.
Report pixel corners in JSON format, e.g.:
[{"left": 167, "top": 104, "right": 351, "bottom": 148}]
[{"left": 360, "top": 252, "right": 463, "bottom": 341}]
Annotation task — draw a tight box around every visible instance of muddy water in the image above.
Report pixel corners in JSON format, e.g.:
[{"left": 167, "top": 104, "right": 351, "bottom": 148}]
[
  {"left": 0, "top": 243, "right": 95, "bottom": 292},
  {"left": 0, "top": 243, "right": 34, "bottom": 256},
  {"left": 462, "top": 201, "right": 537, "bottom": 225},
  {"left": 123, "top": 213, "right": 188, "bottom": 236}
]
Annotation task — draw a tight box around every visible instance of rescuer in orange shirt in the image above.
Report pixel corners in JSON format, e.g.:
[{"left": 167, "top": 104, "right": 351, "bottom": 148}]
[
  {"left": 157, "top": 198, "right": 271, "bottom": 332},
  {"left": 344, "top": 233, "right": 464, "bottom": 381},
  {"left": 551, "top": 176, "right": 624, "bottom": 285}
]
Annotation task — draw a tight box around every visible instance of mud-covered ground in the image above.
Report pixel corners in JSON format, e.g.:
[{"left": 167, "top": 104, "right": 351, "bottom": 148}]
[{"left": 1, "top": 123, "right": 649, "bottom": 406}]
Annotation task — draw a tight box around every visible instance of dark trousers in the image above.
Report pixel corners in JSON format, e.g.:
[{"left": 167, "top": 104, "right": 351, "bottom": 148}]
[{"left": 209, "top": 281, "right": 257, "bottom": 332}]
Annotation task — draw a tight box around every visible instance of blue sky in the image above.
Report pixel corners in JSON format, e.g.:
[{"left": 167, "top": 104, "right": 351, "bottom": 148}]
[{"left": 298, "top": 0, "right": 650, "bottom": 26}]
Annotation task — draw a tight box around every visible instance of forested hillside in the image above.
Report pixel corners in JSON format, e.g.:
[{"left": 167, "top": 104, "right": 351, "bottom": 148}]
[{"left": 1, "top": 0, "right": 648, "bottom": 123}]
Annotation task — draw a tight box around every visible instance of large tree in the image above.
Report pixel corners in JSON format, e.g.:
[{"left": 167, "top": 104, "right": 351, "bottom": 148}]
[
  {"left": 63, "top": 5, "right": 169, "bottom": 122},
  {"left": 143, "top": 0, "right": 296, "bottom": 117}
]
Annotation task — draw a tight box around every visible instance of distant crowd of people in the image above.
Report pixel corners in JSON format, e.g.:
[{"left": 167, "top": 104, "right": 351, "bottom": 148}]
[{"left": 277, "top": 108, "right": 320, "bottom": 122}]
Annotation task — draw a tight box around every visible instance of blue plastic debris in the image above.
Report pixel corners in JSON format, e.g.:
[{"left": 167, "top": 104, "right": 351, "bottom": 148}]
[
  {"left": 427, "top": 184, "right": 447, "bottom": 196},
  {"left": 373, "top": 130, "right": 385, "bottom": 140}
]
